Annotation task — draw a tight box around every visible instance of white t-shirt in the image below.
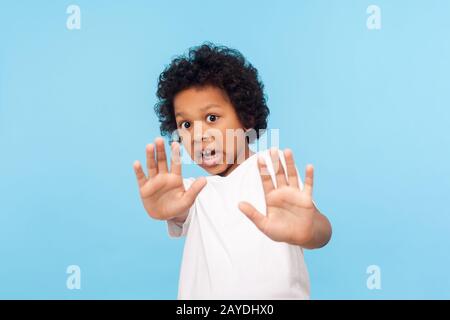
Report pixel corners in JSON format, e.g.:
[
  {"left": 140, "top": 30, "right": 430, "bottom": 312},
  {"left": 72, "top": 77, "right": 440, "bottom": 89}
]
[{"left": 167, "top": 149, "right": 310, "bottom": 299}]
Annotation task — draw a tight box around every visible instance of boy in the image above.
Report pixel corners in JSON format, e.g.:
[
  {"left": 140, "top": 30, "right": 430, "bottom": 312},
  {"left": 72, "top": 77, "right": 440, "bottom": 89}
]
[{"left": 133, "top": 43, "right": 332, "bottom": 299}]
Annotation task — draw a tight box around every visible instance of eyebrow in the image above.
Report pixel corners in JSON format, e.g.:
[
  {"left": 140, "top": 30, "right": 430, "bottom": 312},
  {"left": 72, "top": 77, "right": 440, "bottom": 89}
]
[{"left": 175, "top": 104, "right": 221, "bottom": 117}]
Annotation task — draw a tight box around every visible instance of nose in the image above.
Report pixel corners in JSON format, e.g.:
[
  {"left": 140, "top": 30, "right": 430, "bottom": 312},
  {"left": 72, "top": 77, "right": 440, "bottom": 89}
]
[
  {"left": 193, "top": 124, "right": 213, "bottom": 143},
  {"left": 193, "top": 134, "right": 213, "bottom": 143}
]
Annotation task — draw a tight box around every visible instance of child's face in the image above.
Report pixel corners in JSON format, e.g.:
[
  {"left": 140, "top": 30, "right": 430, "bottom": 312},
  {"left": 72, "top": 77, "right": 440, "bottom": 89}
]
[{"left": 174, "top": 85, "right": 252, "bottom": 176}]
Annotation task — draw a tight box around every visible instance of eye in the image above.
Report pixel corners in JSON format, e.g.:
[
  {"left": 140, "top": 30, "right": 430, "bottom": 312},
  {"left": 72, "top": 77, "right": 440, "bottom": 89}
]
[
  {"left": 179, "top": 121, "right": 191, "bottom": 129},
  {"left": 206, "top": 114, "right": 219, "bottom": 123}
]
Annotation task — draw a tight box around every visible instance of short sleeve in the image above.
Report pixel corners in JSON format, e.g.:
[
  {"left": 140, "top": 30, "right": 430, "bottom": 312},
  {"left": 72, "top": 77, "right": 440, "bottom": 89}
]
[{"left": 166, "top": 177, "right": 196, "bottom": 238}]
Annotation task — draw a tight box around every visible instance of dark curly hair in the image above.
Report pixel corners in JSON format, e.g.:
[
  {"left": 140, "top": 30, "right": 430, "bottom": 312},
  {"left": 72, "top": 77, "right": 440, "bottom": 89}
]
[{"left": 154, "top": 42, "right": 270, "bottom": 143}]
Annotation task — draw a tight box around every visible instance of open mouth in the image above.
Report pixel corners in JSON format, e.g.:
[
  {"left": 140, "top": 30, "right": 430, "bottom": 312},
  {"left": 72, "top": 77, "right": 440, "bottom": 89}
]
[{"left": 198, "top": 148, "right": 221, "bottom": 167}]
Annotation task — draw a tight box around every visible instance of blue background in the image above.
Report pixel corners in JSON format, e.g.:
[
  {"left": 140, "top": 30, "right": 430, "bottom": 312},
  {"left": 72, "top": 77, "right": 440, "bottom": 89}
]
[{"left": 1, "top": 0, "right": 449, "bottom": 299}]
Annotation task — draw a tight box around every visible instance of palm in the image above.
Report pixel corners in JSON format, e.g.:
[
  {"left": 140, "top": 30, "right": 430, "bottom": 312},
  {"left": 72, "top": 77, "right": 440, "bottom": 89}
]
[
  {"left": 239, "top": 148, "right": 316, "bottom": 246},
  {"left": 140, "top": 173, "right": 186, "bottom": 219},
  {"left": 133, "top": 138, "right": 206, "bottom": 220}
]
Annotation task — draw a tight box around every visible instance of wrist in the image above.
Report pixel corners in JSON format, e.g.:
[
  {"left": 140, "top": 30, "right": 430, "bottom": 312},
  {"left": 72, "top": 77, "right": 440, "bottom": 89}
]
[
  {"left": 170, "top": 210, "right": 189, "bottom": 224},
  {"left": 303, "top": 208, "right": 332, "bottom": 249}
]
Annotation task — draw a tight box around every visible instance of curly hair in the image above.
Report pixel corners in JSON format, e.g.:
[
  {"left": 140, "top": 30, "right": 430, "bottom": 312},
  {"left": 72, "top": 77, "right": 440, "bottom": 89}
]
[{"left": 154, "top": 42, "right": 270, "bottom": 143}]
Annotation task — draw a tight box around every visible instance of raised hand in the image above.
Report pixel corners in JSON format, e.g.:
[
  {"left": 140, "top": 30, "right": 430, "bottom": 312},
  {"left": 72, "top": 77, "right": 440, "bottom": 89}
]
[
  {"left": 133, "top": 137, "right": 207, "bottom": 221},
  {"left": 238, "top": 148, "right": 327, "bottom": 248}
]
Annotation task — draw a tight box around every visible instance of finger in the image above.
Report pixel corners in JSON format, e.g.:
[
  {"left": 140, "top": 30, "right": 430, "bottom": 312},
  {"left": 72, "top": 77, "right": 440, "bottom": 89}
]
[
  {"left": 170, "top": 141, "right": 182, "bottom": 176},
  {"left": 284, "top": 149, "right": 299, "bottom": 189},
  {"left": 257, "top": 156, "right": 274, "bottom": 194},
  {"left": 146, "top": 143, "right": 158, "bottom": 178},
  {"left": 182, "top": 177, "right": 207, "bottom": 205},
  {"left": 304, "top": 164, "right": 314, "bottom": 196},
  {"left": 270, "top": 148, "right": 287, "bottom": 187},
  {"left": 133, "top": 160, "right": 147, "bottom": 188},
  {"left": 155, "top": 137, "right": 168, "bottom": 173},
  {"left": 238, "top": 201, "right": 268, "bottom": 233}
]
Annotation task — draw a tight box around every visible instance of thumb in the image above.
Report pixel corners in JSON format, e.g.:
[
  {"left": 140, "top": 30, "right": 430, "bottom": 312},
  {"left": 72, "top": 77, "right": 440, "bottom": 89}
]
[
  {"left": 182, "top": 177, "right": 207, "bottom": 205},
  {"left": 238, "top": 201, "right": 267, "bottom": 233}
]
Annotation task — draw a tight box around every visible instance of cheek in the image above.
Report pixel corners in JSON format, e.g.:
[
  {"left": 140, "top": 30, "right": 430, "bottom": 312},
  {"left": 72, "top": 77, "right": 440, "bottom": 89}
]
[
  {"left": 181, "top": 140, "right": 190, "bottom": 151},
  {"left": 178, "top": 133, "right": 192, "bottom": 152},
  {"left": 225, "top": 128, "right": 246, "bottom": 145}
]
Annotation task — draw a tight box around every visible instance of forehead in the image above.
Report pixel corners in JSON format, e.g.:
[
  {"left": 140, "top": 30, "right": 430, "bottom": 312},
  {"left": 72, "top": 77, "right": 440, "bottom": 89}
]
[{"left": 174, "top": 86, "right": 231, "bottom": 116}]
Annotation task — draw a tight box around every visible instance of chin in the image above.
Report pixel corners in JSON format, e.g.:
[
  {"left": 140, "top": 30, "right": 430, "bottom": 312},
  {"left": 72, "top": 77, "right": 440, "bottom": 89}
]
[{"left": 202, "top": 163, "right": 230, "bottom": 176}]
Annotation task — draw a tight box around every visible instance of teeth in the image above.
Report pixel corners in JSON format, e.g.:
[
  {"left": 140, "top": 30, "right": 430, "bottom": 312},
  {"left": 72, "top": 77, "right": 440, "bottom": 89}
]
[{"left": 202, "top": 149, "right": 213, "bottom": 157}]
